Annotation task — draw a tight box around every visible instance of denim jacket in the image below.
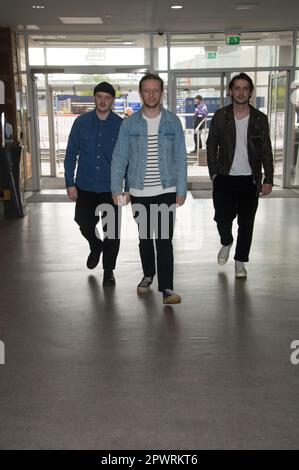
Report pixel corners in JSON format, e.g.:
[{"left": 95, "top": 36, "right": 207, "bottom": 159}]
[
  {"left": 111, "top": 107, "right": 187, "bottom": 197},
  {"left": 64, "top": 110, "right": 122, "bottom": 193}
]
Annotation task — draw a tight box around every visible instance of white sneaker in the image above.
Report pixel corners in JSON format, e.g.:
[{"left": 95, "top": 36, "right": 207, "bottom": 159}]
[
  {"left": 163, "top": 289, "right": 181, "bottom": 305},
  {"left": 217, "top": 243, "right": 233, "bottom": 265},
  {"left": 235, "top": 261, "right": 247, "bottom": 278}
]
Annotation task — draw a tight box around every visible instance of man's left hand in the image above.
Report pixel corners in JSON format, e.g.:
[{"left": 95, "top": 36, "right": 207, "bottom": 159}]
[
  {"left": 124, "top": 192, "right": 131, "bottom": 205},
  {"left": 260, "top": 183, "right": 273, "bottom": 197}
]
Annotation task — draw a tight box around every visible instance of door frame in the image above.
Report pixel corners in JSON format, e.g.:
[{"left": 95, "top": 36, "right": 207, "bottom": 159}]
[
  {"left": 268, "top": 70, "right": 291, "bottom": 188},
  {"left": 169, "top": 70, "right": 229, "bottom": 113},
  {"left": 28, "top": 66, "right": 149, "bottom": 190},
  {"left": 28, "top": 72, "right": 42, "bottom": 191}
]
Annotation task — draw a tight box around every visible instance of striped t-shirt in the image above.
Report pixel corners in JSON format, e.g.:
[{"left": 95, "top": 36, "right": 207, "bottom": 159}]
[{"left": 130, "top": 113, "right": 176, "bottom": 197}]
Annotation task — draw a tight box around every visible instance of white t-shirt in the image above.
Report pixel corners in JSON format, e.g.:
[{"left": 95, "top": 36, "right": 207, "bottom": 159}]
[
  {"left": 229, "top": 115, "right": 252, "bottom": 176},
  {"left": 130, "top": 113, "right": 176, "bottom": 197}
]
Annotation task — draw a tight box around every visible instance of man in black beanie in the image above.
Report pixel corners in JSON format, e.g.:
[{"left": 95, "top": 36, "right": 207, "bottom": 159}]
[{"left": 64, "top": 82, "right": 122, "bottom": 286}]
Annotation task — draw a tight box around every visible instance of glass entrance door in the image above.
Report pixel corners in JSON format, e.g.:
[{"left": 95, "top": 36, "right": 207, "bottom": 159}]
[
  {"left": 290, "top": 81, "right": 299, "bottom": 186},
  {"left": 171, "top": 72, "right": 229, "bottom": 175},
  {"left": 268, "top": 71, "right": 288, "bottom": 187},
  {"left": 31, "top": 70, "right": 147, "bottom": 189}
]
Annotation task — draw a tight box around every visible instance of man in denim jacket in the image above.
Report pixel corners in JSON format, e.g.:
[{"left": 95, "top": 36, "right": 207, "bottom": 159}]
[
  {"left": 111, "top": 73, "right": 187, "bottom": 304},
  {"left": 64, "top": 82, "right": 122, "bottom": 286}
]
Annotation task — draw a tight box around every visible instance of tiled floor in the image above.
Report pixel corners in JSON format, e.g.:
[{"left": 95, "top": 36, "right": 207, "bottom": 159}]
[{"left": 0, "top": 195, "right": 299, "bottom": 449}]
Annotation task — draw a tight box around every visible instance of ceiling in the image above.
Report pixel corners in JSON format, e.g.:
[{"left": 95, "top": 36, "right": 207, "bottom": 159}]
[{"left": 0, "top": 0, "right": 298, "bottom": 35}]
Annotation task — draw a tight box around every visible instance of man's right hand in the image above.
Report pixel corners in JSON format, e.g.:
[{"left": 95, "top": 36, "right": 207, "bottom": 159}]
[
  {"left": 113, "top": 193, "right": 130, "bottom": 206},
  {"left": 66, "top": 186, "right": 78, "bottom": 201}
]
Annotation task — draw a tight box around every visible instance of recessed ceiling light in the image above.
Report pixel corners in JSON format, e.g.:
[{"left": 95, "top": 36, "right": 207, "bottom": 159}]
[
  {"left": 171, "top": 5, "right": 183, "bottom": 9},
  {"left": 26, "top": 25, "right": 40, "bottom": 30},
  {"left": 59, "top": 17, "right": 103, "bottom": 24},
  {"left": 234, "top": 3, "right": 259, "bottom": 9}
]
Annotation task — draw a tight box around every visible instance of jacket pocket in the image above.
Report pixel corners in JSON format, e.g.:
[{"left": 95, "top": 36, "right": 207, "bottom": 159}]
[{"left": 79, "top": 132, "right": 94, "bottom": 153}]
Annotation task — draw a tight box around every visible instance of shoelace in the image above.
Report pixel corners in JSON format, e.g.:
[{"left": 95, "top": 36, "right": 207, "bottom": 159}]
[
  {"left": 163, "top": 289, "right": 173, "bottom": 297},
  {"left": 139, "top": 277, "right": 152, "bottom": 287}
]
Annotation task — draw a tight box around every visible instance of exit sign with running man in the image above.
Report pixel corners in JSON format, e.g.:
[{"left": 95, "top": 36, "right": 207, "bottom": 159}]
[{"left": 226, "top": 35, "right": 241, "bottom": 45}]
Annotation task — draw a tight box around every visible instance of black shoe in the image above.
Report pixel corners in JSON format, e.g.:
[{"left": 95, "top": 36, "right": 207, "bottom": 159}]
[
  {"left": 86, "top": 249, "right": 101, "bottom": 270},
  {"left": 103, "top": 270, "right": 116, "bottom": 287}
]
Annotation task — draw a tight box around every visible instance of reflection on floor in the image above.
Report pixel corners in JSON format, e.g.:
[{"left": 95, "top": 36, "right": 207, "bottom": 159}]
[{"left": 0, "top": 195, "right": 299, "bottom": 449}]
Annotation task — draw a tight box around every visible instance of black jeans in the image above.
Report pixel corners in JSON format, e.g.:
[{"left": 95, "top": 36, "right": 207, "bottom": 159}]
[
  {"left": 130, "top": 192, "right": 176, "bottom": 291},
  {"left": 212, "top": 175, "right": 259, "bottom": 262},
  {"left": 75, "top": 188, "right": 120, "bottom": 271},
  {"left": 193, "top": 117, "right": 203, "bottom": 150}
]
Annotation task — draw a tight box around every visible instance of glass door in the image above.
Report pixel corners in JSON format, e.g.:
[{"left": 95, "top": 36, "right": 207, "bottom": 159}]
[
  {"left": 268, "top": 71, "right": 288, "bottom": 187},
  {"left": 31, "top": 69, "right": 147, "bottom": 190},
  {"left": 290, "top": 82, "right": 299, "bottom": 186},
  {"left": 170, "top": 72, "right": 229, "bottom": 175}
]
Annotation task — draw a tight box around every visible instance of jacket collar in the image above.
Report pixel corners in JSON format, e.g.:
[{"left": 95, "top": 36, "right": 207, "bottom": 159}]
[
  {"left": 91, "top": 108, "right": 114, "bottom": 123},
  {"left": 224, "top": 103, "right": 260, "bottom": 134},
  {"left": 225, "top": 103, "right": 258, "bottom": 119}
]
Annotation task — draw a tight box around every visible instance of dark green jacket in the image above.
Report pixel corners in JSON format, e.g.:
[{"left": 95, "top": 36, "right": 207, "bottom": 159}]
[{"left": 207, "top": 104, "right": 274, "bottom": 191}]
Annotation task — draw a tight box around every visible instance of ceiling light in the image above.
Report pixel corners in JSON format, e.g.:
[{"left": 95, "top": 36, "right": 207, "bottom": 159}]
[
  {"left": 26, "top": 25, "right": 40, "bottom": 30},
  {"left": 32, "top": 5, "right": 45, "bottom": 8},
  {"left": 59, "top": 17, "right": 103, "bottom": 24},
  {"left": 171, "top": 5, "right": 183, "bottom": 9},
  {"left": 234, "top": 3, "right": 259, "bottom": 9}
]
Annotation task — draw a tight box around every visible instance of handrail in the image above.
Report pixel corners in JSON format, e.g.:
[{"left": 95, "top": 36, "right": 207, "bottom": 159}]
[
  {"left": 195, "top": 118, "right": 210, "bottom": 154},
  {"left": 195, "top": 117, "right": 209, "bottom": 132}
]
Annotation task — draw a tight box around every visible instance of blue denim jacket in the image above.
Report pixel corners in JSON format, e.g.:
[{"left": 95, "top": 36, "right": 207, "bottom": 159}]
[
  {"left": 64, "top": 109, "right": 122, "bottom": 193},
  {"left": 111, "top": 107, "right": 187, "bottom": 197}
]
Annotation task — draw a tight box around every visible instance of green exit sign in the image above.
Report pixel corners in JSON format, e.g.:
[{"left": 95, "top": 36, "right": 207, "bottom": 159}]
[
  {"left": 206, "top": 51, "right": 217, "bottom": 60},
  {"left": 226, "top": 35, "right": 240, "bottom": 45}
]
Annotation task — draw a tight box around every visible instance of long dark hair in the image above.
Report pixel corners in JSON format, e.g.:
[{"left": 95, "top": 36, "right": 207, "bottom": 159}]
[{"left": 228, "top": 73, "right": 254, "bottom": 100}]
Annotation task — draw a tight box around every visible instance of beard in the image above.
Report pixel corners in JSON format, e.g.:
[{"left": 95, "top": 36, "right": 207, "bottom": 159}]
[
  {"left": 142, "top": 98, "right": 161, "bottom": 109},
  {"left": 232, "top": 96, "right": 250, "bottom": 105}
]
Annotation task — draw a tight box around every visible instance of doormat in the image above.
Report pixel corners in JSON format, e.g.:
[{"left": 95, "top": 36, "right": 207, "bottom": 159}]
[
  {"left": 191, "top": 188, "right": 299, "bottom": 199},
  {"left": 25, "top": 194, "right": 73, "bottom": 203}
]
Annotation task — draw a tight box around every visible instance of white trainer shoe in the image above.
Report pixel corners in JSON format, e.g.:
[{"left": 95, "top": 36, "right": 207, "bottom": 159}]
[
  {"left": 217, "top": 243, "right": 233, "bottom": 265},
  {"left": 137, "top": 276, "right": 153, "bottom": 294},
  {"left": 235, "top": 261, "right": 247, "bottom": 278}
]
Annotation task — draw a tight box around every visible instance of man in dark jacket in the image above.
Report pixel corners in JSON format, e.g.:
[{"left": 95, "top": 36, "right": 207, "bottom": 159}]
[
  {"left": 64, "top": 82, "right": 122, "bottom": 286},
  {"left": 207, "top": 73, "right": 273, "bottom": 278}
]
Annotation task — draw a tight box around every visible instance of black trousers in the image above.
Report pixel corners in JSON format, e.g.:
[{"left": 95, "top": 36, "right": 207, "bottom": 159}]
[
  {"left": 212, "top": 175, "right": 259, "bottom": 262},
  {"left": 75, "top": 188, "right": 120, "bottom": 271},
  {"left": 193, "top": 117, "right": 203, "bottom": 150},
  {"left": 130, "top": 192, "right": 176, "bottom": 291}
]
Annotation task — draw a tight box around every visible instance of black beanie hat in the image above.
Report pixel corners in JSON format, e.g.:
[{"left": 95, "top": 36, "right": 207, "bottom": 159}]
[{"left": 93, "top": 82, "right": 116, "bottom": 97}]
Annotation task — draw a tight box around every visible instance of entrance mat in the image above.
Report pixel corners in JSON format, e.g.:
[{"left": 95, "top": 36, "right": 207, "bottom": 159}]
[
  {"left": 191, "top": 188, "right": 299, "bottom": 199},
  {"left": 25, "top": 194, "right": 73, "bottom": 203}
]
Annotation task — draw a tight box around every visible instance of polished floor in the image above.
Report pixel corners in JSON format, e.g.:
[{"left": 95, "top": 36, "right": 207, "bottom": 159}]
[{"left": 0, "top": 194, "right": 299, "bottom": 450}]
